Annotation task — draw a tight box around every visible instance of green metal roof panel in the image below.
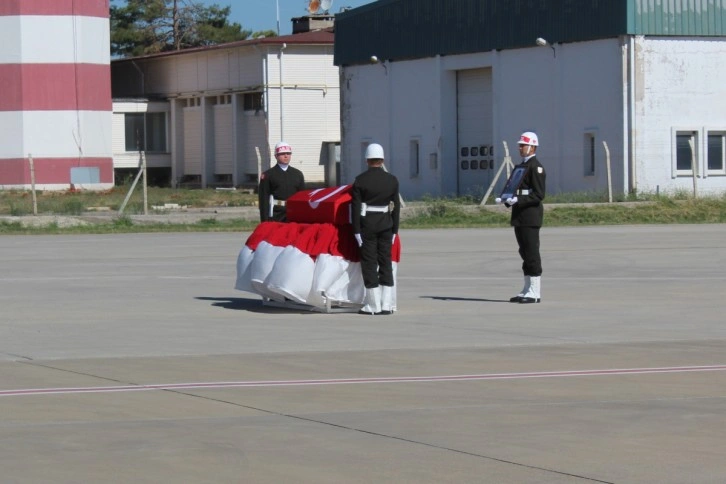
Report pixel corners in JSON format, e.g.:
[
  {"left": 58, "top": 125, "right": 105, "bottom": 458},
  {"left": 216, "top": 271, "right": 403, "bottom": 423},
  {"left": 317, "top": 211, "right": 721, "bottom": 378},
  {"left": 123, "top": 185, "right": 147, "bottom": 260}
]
[
  {"left": 335, "top": 0, "right": 726, "bottom": 66},
  {"left": 628, "top": 0, "right": 726, "bottom": 35}
]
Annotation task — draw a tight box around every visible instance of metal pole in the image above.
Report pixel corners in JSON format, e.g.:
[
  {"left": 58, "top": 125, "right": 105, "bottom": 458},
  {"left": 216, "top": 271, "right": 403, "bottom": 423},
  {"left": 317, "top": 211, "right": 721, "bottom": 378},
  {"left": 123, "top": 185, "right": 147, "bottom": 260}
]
[
  {"left": 603, "top": 141, "right": 613, "bottom": 203},
  {"left": 28, "top": 154, "right": 38, "bottom": 215},
  {"left": 142, "top": 150, "right": 148, "bottom": 215},
  {"left": 689, "top": 137, "right": 697, "bottom": 198},
  {"left": 480, "top": 141, "right": 513, "bottom": 206},
  {"left": 276, "top": 0, "right": 280, "bottom": 35}
]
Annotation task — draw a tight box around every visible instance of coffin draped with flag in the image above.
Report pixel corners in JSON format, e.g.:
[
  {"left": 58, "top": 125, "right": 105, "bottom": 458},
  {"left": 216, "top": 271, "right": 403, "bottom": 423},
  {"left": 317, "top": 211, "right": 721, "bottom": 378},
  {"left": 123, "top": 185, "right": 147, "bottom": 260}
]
[{"left": 235, "top": 185, "right": 401, "bottom": 310}]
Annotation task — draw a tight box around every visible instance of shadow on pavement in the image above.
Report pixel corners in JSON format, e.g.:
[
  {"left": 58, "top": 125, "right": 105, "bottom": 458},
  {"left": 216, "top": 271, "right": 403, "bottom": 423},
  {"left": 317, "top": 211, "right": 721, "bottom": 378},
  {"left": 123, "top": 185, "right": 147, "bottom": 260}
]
[
  {"left": 422, "top": 295, "right": 510, "bottom": 303},
  {"left": 196, "top": 296, "right": 317, "bottom": 315}
]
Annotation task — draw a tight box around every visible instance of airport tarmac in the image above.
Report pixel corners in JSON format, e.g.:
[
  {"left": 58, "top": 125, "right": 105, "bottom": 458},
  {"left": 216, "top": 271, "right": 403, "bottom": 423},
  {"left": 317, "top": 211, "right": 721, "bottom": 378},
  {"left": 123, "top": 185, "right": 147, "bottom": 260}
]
[{"left": 1, "top": 224, "right": 725, "bottom": 483}]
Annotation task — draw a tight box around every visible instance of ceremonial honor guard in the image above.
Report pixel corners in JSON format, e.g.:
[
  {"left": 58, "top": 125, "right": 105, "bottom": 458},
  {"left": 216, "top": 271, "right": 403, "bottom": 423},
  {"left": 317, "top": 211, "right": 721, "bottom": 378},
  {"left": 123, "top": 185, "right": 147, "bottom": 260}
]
[
  {"left": 352, "top": 143, "right": 400, "bottom": 315},
  {"left": 258, "top": 141, "right": 305, "bottom": 222},
  {"left": 497, "top": 132, "right": 546, "bottom": 303}
]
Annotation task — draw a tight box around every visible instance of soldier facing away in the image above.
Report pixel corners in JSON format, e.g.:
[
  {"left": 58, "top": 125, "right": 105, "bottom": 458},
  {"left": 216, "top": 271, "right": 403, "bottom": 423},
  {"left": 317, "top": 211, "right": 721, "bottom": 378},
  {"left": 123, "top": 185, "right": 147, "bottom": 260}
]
[{"left": 351, "top": 143, "right": 400, "bottom": 315}]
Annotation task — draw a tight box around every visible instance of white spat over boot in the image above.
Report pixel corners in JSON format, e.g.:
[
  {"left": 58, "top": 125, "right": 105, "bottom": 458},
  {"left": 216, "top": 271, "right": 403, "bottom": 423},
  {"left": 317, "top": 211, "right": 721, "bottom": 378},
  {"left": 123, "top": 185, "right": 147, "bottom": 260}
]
[
  {"left": 380, "top": 285, "right": 394, "bottom": 315},
  {"left": 520, "top": 276, "right": 540, "bottom": 304},
  {"left": 510, "top": 276, "right": 530, "bottom": 303},
  {"left": 359, "top": 286, "right": 382, "bottom": 315}
]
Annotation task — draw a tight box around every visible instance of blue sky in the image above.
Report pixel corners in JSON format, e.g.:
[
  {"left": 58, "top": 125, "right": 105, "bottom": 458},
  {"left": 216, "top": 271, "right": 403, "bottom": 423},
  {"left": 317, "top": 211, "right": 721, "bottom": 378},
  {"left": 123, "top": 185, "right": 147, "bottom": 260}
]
[{"left": 199, "top": 0, "right": 377, "bottom": 36}]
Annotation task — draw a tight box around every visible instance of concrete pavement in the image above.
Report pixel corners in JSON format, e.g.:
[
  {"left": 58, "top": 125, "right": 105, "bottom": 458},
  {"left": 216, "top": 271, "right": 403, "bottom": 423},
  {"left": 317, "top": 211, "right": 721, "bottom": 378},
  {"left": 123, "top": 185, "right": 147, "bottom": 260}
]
[{"left": 1, "top": 225, "right": 725, "bottom": 483}]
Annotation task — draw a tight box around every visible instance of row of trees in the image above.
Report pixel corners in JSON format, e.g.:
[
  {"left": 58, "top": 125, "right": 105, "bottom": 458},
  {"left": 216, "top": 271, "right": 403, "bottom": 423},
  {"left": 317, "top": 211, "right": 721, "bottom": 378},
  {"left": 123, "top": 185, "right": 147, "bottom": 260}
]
[{"left": 111, "top": 0, "right": 276, "bottom": 58}]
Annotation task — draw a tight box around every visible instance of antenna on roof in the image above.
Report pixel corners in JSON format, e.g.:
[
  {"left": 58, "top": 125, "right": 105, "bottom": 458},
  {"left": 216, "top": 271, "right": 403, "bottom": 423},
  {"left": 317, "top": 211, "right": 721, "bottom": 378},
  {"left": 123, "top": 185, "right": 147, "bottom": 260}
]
[
  {"left": 307, "top": 0, "right": 321, "bottom": 14},
  {"left": 321, "top": 0, "right": 333, "bottom": 13}
]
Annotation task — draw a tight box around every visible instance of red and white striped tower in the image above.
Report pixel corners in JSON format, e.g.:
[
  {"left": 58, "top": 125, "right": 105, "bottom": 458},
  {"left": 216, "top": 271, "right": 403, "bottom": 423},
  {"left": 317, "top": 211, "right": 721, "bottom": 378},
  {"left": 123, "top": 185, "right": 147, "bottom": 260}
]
[{"left": 0, "top": 0, "right": 113, "bottom": 190}]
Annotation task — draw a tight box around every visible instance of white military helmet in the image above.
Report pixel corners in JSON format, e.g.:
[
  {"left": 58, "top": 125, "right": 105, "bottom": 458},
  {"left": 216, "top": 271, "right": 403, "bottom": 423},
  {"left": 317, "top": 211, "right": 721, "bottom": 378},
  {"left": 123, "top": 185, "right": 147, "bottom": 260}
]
[
  {"left": 518, "top": 132, "right": 539, "bottom": 146},
  {"left": 365, "top": 143, "right": 385, "bottom": 160},
  {"left": 274, "top": 141, "right": 292, "bottom": 155}
]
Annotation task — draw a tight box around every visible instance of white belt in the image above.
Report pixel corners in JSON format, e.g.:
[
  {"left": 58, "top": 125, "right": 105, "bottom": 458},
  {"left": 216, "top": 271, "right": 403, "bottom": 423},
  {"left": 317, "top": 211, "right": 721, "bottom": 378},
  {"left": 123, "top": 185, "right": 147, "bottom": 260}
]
[
  {"left": 516, "top": 189, "right": 530, "bottom": 195},
  {"left": 361, "top": 203, "right": 390, "bottom": 216},
  {"left": 365, "top": 205, "right": 389, "bottom": 213},
  {"left": 269, "top": 196, "right": 286, "bottom": 218}
]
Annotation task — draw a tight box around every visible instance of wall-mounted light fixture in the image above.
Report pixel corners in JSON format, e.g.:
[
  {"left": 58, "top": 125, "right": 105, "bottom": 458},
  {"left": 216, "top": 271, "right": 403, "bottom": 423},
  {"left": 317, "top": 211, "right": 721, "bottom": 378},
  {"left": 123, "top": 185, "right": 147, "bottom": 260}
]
[
  {"left": 536, "top": 37, "right": 556, "bottom": 58},
  {"left": 369, "top": 55, "right": 388, "bottom": 74}
]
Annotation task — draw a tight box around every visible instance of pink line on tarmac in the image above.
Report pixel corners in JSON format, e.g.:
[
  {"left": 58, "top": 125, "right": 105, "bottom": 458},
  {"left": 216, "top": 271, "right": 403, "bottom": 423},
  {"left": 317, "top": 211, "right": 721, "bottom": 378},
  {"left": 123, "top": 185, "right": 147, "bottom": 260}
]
[{"left": 2, "top": 365, "right": 726, "bottom": 398}]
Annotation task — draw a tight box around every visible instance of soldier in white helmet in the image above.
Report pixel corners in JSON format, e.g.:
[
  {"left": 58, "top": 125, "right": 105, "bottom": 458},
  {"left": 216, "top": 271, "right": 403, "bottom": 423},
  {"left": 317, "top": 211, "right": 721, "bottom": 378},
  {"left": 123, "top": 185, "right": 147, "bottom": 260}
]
[
  {"left": 351, "top": 143, "right": 400, "bottom": 315},
  {"left": 258, "top": 141, "right": 305, "bottom": 222},
  {"left": 498, "top": 132, "right": 546, "bottom": 303}
]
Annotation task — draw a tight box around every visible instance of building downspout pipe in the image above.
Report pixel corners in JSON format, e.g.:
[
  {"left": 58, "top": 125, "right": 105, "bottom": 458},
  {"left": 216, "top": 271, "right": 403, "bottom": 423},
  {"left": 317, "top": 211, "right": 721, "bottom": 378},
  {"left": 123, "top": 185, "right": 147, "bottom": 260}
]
[{"left": 628, "top": 36, "right": 637, "bottom": 194}]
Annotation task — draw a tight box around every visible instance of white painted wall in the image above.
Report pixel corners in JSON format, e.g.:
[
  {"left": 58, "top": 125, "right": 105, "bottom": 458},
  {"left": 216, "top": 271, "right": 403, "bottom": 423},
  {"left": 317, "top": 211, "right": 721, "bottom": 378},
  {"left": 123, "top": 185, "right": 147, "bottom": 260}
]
[
  {"left": 120, "top": 42, "right": 339, "bottom": 185},
  {"left": 264, "top": 45, "right": 340, "bottom": 182},
  {"left": 341, "top": 38, "right": 631, "bottom": 198},
  {"left": 634, "top": 37, "right": 726, "bottom": 195},
  {"left": 342, "top": 36, "right": 726, "bottom": 198},
  {"left": 0, "top": 16, "right": 109, "bottom": 64}
]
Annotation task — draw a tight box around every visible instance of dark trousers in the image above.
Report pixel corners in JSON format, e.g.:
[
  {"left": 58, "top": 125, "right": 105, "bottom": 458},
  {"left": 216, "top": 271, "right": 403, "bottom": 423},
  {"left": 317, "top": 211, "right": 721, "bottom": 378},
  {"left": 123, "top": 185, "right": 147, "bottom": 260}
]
[
  {"left": 360, "top": 228, "right": 394, "bottom": 288},
  {"left": 270, "top": 206, "right": 287, "bottom": 222},
  {"left": 514, "top": 226, "right": 542, "bottom": 276}
]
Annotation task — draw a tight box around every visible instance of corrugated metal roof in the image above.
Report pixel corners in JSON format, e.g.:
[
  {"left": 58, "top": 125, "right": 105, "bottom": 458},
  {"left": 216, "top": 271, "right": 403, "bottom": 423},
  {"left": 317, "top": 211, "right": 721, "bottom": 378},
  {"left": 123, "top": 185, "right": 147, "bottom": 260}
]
[
  {"left": 112, "top": 29, "right": 334, "bottom": 63},
  {"left": 335, "top": 0, "right": 726, "bottom": 66},
  {"left": 629, "top": 0, "right": 726, "bottom": 35}
]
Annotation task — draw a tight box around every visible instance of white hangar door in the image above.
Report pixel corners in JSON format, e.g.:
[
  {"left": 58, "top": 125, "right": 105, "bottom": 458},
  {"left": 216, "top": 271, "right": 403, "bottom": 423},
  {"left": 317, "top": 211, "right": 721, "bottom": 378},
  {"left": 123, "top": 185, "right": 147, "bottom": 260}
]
[
  {"left": 213, "top": 103, "right": 233, "bottom": 178},
  {"left": 456, "top": 68, "right": 494, "bottom": 197},
  {"left": 183, "top": 104, "right": 202, "bottom": 178}
]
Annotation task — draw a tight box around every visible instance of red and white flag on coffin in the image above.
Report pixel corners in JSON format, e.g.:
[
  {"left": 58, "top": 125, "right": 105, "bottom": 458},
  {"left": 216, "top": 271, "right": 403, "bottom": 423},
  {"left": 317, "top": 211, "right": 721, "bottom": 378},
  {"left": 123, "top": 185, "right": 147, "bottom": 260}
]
[
  {"left": 286, "top": 185, "right": 352, "bottom": 225},
  {"left": 235, "top": 222, "right": 401, "bottom": 310}
]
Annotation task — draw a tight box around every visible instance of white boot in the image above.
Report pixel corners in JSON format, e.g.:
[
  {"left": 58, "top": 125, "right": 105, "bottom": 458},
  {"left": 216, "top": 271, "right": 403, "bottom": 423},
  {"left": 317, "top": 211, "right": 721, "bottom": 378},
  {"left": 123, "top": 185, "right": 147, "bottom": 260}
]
[
  {"left": 520, "top": 276, "right": 540, "bottom": 304},
  {"left": 359, "top": 286, "right": 382, "bottom": 315},
  {"left": 510, "top": 276, "right": 530, "bottom": 303},
  {"left": 380, "top": 285, "right": 394, "bottom": 315}
]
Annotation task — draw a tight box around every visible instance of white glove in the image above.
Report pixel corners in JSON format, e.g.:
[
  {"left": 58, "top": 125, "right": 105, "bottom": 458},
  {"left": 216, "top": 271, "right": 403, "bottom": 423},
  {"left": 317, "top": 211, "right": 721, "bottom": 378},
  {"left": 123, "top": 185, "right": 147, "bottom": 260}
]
[
  {"left": 354, "top": 233, "right": 363, "bottom": 247},
  {"left": 505, "top": 196, "right": 518, "bottom": 205},
  {"left": 494, "top": 197, "right": 502, "bottom": 204},
  {"left": 392, "top": 234, "right": 397, "bottom": 244}
]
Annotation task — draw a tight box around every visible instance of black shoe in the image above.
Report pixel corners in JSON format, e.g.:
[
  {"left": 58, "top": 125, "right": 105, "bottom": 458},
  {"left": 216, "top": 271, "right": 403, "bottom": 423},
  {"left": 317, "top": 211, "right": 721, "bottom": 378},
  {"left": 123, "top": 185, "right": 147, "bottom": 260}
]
[
  {"left": 509, "top": 296, "right": 524, "bottom": 303},
  {"left": 358, "top": 310, "right": 376, "bottom": 315},
  {"left": 378, "top": 310, "right": 392, "bottom": 315},
  {"left": 519, "top": 297, "right": 541, "bottom": 304}
]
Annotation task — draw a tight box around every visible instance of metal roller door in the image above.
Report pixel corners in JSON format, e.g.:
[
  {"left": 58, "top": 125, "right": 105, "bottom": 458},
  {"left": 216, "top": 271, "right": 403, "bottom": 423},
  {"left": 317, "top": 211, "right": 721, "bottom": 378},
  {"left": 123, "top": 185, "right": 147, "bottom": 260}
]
[{"left": 457, "top": 68, "right": 494, "bottom": 197}]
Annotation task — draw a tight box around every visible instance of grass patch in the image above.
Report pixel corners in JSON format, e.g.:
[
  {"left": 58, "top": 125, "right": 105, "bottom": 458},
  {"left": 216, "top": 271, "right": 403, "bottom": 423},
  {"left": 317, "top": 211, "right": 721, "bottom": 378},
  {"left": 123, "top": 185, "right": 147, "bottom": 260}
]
[
  {"left": 0, "top": 187, "right": 258, "bottom": 216},
  {"left": 1, "top": 188, "right": 725, "bottom": 234}
]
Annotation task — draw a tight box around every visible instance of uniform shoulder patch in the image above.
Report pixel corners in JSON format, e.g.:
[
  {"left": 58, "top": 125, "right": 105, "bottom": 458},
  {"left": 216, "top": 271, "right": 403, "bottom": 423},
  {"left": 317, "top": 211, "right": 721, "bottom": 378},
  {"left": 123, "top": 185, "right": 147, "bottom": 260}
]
[
  {"left": 260, "top": 173, "right": 266, "bottom": 180},
  {"left": 537, "top": 167, "right": 543, "bottom": 174}
]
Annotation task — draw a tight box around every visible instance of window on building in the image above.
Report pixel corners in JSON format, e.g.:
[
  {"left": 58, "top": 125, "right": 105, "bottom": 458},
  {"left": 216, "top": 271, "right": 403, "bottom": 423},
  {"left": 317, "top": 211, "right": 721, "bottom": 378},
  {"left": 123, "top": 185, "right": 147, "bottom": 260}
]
[
  {"left": 409, "top": 139, "right": 420, "bottom": 178},
  {"left": 707, "top": 131, "right": 725, "bottom": 175},
  {"left": 675, "top": 131, "right": 698, "bottom": 175},
  {"left": 584, "top": 132, "right": 596, "bottom": 176},
  {"left": 124, "top": 112, "right": 167, "bottom": 153},
  {"left": 243, "top": 92, "right": 263, "bottom": 111}
]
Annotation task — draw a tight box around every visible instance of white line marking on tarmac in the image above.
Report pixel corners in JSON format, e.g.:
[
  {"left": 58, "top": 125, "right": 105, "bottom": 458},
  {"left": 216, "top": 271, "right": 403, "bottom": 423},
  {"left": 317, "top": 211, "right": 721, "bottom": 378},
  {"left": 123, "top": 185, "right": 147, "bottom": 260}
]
[{"left": 2, "top": 364, "right": 726, "bottom": 398}]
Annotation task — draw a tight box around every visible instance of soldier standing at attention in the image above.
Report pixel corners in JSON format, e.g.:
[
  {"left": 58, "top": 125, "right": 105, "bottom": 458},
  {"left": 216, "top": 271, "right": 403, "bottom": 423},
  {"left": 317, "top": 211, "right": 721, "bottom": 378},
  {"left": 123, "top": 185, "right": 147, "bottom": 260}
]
[
  {"left": 258, "top": 141, "right": 305, "bottom": 222},
  {"left": 502, "top": 132, "right": 546, "bottom": 304},
  {"left": 352, "top": 143, "right": 400, "bottom": 315}
]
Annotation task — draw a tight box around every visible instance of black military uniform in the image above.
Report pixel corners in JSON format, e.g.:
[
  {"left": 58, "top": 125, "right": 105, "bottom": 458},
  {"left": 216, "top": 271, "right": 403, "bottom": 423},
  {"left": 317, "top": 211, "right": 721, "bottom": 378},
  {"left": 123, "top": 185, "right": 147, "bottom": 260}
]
[
  {"left": 508, "top": 155, "right": 546, "bottom": 280},
  {"left": 351, "top": 167, "right": 400, "bottom": 289},
  {"left": 258, "top": 164, "right": 305, "bottom": 222}
]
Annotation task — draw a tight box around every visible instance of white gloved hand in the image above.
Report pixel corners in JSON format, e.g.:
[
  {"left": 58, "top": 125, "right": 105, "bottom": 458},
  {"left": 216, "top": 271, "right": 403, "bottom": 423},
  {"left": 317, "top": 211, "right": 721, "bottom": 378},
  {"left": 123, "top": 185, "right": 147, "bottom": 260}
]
[
  {"left": 392, "top": 234, "right": 397, "bottom": 244},
  {"left": 494, "top": 197, "right": 502, "bottom": 204},
  {"left": 354, "top": 233, "right": 363, "bottom": 247},
  {"left": 505, "top": 196, "right": 518, "bottom": 205}
]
